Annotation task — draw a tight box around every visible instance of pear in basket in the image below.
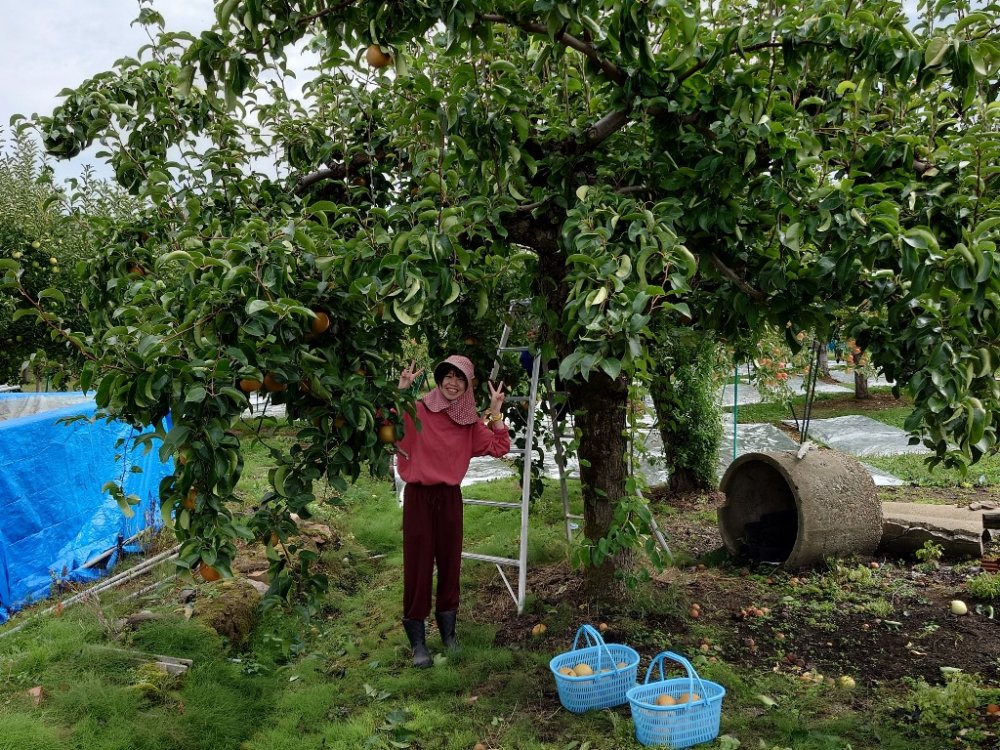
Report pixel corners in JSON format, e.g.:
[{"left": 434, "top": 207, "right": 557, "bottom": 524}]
[
  {"left": 574, "top": 663, "right": 594, "bottom": 676},
  {"left": 655, "top": 694, "right": 677, "bottom": 706}
]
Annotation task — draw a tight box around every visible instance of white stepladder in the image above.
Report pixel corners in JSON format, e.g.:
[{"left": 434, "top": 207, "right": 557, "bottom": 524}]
[
  {"left": 462, "top": 328, "right": 672, "bottom": 614},
  {"left": 459, "top": 316, "right": 552, "bottom": 615}
]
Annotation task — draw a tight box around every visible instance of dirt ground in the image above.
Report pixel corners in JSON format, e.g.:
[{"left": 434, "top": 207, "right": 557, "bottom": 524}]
[{"left": 475, "top": 485, "right": 1000, "bottom": 690}]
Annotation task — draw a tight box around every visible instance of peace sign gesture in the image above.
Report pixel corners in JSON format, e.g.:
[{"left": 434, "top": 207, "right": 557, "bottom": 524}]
[
  {"left": 488, "top": 380, "right": 506, "bottom": 414},
  {"left": 398, "top": 360, "right": 425, "bottom": 390}
]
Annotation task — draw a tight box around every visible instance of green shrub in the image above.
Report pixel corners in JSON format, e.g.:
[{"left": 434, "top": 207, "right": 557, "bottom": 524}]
[
  {"left": 649, "top": 331, "right": 724, "bottom": 492},
  {"left": 900, "top": 670, "right": 993, "bottom": 741},
  {"left": 966, "top": 572, "right": 1000, "bottom": 601}
]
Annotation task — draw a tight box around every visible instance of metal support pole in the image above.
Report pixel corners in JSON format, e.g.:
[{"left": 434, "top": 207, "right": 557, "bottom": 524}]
[{"left": 732, "top": 365, "right": 739, "bottom": 460}]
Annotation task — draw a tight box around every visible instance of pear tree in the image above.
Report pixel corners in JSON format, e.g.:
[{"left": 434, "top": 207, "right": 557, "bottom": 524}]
[{"left": 6, "top": 0, "right": 1000, "bottom": 596}]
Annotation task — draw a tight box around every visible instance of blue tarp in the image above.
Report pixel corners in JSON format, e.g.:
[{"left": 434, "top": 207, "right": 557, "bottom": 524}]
[{"left": 0, "top": 392, "right": 171, "bottom": 622}]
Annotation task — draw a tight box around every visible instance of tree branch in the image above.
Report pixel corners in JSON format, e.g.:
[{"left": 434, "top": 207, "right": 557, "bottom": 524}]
[
  {"left": 299, "top": 0, "right": 358, "bottom": 29},
  {"left": 294, "top": 167, "right": 341, "bottom": 195},
  {"left": 293, "top": 151, "right": 384, "bottom": 196},
  {"left": 583, "top": 109, "right": 631, "bottom": 151},
  {"left": 710, "top": 253, "right": 768, "bottom": 303},
  {"left": 479, "top": 13, "right": 627, "bottom": 86},
  {"left": 615, "top": 185, "right": 652, "bottom": 196},
  {"left": 501, "top": 213, "right": 562, "bottom": 255},
  {"left": 676, "top": 40, "right": 838, "bottom": 86}
]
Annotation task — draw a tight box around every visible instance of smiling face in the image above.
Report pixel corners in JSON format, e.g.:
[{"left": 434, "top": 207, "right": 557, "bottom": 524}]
[{"left": 438, "top": 367, "right": 468, "bottom": 401}]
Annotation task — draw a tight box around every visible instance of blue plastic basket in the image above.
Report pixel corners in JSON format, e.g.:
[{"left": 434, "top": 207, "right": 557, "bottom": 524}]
[
  {"left": 549, "top": 624, "right": 640, "bottom": 713},
  {"left": 626, "top": 651, "right": 726, "bottom": 748}
]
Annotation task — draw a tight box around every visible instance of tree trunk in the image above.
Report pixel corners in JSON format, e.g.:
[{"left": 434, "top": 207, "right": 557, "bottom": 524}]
[
  {"left": 817, "top": 344, "right": 830, "bottom": 378},
  {"left": 854, "top": 369, "right": 870, "bottom": 400},
  {"left": 667, "top": 468, "right": 699, "bottom": 493},
  {"left": 567, "top": 372, "right": 632, "bottom": 600}
]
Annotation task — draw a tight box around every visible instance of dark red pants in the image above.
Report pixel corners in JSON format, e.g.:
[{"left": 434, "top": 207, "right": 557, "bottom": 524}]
[{"left": 402, "top": 483, "right": 463, "bottom": 620}]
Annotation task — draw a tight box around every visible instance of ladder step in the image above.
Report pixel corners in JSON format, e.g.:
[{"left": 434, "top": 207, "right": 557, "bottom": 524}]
[
  {"left": 463, "top": 552, "right": 520, "bottom": 567},
  {"left": 506, "top": 396, "right": 532, "bottom": 403},
  {"left": 463, "top": 499, "right": 522, "bottom": 509},
  {"left": 498, "top": 346, "right": 532, "bottom": 354},
  {"left": 566, "top": 513, "right": 584, "bottom": 520}
]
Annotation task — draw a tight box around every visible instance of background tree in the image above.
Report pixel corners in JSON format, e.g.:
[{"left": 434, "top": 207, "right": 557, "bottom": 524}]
[
  {"left": 649, "top": 331, "right": 724, "bottom": 493},
  {"left": 5, "top": 0, "right": 999, "bottom": 599},
  {"left": 0, "top": 131, "right": 99, "bottom": 386}
]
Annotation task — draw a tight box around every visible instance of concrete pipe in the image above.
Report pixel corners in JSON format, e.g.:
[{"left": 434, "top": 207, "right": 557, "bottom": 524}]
[{"left": 718, "top": 450, "right": 882, "bottom": 568}]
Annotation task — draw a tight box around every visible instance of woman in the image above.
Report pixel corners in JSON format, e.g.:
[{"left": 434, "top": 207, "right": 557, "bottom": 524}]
[{"left": 396, "top": 354, "right": 509, "bottom": 667}]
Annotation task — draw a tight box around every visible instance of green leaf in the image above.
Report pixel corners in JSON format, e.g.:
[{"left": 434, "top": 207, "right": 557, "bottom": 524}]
[
  {"left": 588, "top": 287, "right": 608, "bottom": 306},
  {"left": 476, "top": 287, "right": 489, "bottom": 318},
  {"left": 156, "top": 250, "right": 193, "bottom": 268},
  {"left": 902, "top": 228, "right": 938, "bottom": 252},
  {"left": 600, "top": 357, "right": 622, "bottom": 379},
  {"left": 392, "top": 298, "right": 421, "bottom": 325},
  {"left": 615, "top": 256, "right": 632, "bottom": 279},
  {"left": 159, "top": 425, "right": 191, "bottom": 463},
  {"left": 273, "top": 465, "right": 288, "bottom": 497},
  {"left": 924, "top": 38, "right": 949, "bottom": 67},
  {"left": 247, "top": 299, "right": 270, "bottom": 315},
  {"left": 12, "top": 308, "right": 39, "bottom": 322},
  {"left": 185, "top": 386, "right": 207, "bottom": 403},
  {"left": 137, "top": 334, "right": 163, "bottom": 358},
  {"left": 38, "top": 287, "right": 66, "bottom": 304}
]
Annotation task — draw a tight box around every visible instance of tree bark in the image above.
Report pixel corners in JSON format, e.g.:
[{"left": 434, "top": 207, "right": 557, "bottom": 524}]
[
  {"left": 566, "top": 372, "right": 633, "bottom": 601},
  {"left": 854, "top": 368, "right": 870, "bottom": 399},
  {"left": 817, "top": 344, "right": 830, "bottom": 378}
]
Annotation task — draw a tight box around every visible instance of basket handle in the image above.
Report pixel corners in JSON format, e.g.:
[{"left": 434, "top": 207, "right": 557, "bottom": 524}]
[
  {"left": 570, "top": 624, "right": 620, "bottom": 671},
  {"left": 643, "top": 651, "right": 709, "bottom": 699}
]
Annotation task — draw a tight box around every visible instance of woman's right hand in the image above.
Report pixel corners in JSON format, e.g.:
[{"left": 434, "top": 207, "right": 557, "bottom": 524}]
[{"left": 398, "top": 360, "right": 424, "bottom": 390}]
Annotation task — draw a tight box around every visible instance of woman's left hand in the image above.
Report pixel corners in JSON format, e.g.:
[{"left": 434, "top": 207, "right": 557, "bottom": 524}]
[{"left": 488, "top": 380, "right": 506, "bottom": 415}]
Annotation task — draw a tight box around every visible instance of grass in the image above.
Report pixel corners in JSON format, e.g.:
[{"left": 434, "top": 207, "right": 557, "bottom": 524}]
[
  {"left": 0, "top": 391, "right": 997, "bottom": 749},
  {"left": 732, "top": 388, "right": 909, "bottom": 426},
  {"left": 864, "top": 452, "right": 1000, "bottom": 487},
  {"left": 0, "top": 476, "right": 984, "bottom": 750}
]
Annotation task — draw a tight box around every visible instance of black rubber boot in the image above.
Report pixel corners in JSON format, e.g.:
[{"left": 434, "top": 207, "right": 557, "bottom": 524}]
[
  {"left": 402, "top": 619, "right": 432, "bottom": 668},
  {"left": 435, "top": 610, "right": 458, "bottom": 650}
]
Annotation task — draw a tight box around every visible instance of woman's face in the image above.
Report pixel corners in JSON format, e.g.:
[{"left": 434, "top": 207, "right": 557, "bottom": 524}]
[{"left": 439, "top": 368, "right": 467, "bottom": 401}]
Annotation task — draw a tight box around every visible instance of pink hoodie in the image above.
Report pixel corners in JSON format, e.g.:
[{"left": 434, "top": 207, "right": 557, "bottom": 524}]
[{"left": 396, "top": 355, "right": 510, "bottom": 485}]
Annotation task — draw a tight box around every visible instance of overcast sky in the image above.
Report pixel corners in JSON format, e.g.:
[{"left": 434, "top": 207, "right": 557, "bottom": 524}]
[{"left": 0, "top": 0, "right": 216, "bottom": 181}]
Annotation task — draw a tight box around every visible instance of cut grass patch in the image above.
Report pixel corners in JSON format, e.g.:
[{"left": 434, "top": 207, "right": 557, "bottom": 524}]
[
  {"left": 865, "top": 451, "right": 1000, "bottom": 488},
  {"left": 733, "top": 388, "right": 909, "bottom": 426}
]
